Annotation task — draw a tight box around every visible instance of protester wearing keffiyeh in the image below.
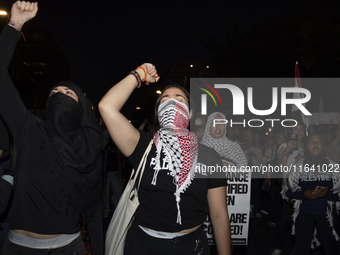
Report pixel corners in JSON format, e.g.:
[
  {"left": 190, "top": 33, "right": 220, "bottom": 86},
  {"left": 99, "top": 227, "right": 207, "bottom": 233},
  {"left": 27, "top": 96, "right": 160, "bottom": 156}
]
[
  {"left": 153, "top": 98, "right": 198, "bottom": 225},
  {"left": 201, "top": 112, "right": 247, "bottom": 168},
  {"left": 285, "top": 133, "right": 340, "bottom": 253}
]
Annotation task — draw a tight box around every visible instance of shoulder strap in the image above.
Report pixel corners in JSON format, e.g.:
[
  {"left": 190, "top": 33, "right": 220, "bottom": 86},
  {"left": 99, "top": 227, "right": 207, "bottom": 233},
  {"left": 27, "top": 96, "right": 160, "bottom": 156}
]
[
  {"left": 137, "top": 140, "right": 153, "bottom": 190},
  {"left": 128, "top": 140, "right": 153, "bottom": 190}
]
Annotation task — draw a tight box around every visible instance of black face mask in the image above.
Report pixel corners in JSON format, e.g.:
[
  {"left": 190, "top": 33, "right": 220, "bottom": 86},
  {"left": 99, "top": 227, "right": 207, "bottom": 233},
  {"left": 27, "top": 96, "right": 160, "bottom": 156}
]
[
  {"left": 44, "top": 81, "right": 103, "bottom": 218},
  {"left": 46, "top": 92, "right": 82, "bottom": 142}
]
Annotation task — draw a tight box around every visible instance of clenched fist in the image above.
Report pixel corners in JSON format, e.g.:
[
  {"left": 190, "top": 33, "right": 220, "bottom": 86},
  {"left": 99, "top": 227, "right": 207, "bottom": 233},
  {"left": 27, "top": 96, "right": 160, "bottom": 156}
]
[{"left": 9, "top": 1, "right": 38, "bottom": 31}]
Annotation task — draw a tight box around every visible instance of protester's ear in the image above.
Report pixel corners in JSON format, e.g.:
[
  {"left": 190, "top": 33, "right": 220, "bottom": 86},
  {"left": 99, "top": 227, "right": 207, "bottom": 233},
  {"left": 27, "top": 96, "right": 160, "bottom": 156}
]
[{"left": 189, "top": 109, "right": 193, "bottom": 119}]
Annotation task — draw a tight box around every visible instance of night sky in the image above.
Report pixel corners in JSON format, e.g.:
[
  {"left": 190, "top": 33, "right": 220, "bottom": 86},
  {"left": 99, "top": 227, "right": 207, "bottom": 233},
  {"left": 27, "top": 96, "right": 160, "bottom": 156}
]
[
  {"left": 2, "top": 0, "right": 339, "bottom": 119},
  {"left": 5, "top": 0, "right": 297, "bottom": 103}
]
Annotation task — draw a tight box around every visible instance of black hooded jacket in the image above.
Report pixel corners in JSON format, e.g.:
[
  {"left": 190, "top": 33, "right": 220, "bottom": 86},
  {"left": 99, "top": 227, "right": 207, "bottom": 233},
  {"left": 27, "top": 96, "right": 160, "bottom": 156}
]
[{"left": 0, "top": 25, "right": 104, "bottom": 252}]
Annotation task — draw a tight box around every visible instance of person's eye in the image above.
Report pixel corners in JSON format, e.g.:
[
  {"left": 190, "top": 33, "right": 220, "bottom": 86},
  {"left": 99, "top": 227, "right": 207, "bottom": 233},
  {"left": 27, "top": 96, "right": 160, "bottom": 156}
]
[
  {"left": 49, "top": 91, "right": 57, "bottom": 96},
  {"left": 160, "top": 97, "right": 169, "bottom": 103},
  {"left": 66, "top": 91, "right": 72, "bottom": 95}
]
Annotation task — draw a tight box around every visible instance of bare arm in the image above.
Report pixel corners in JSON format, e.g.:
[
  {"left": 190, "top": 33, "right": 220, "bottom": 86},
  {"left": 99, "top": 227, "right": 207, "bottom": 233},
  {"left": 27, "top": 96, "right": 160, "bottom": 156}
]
[
  {"left": 99, "top": 63, "right": 159, "bottom": 156},
  {"left": 207, "top": 186, "right": 231, "bottom": 255},
  {"left": 9, "top": 1, "right": 38, "bottom": 31},
  {"left": 0, "top": 2, "right": 38, "bottom": 136}
]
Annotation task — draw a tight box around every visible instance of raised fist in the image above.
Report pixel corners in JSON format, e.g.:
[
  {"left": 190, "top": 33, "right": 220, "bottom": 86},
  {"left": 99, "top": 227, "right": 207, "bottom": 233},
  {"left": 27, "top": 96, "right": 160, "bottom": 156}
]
[{"left": 10, "top": 1, "right": 38, "bottom": 27}]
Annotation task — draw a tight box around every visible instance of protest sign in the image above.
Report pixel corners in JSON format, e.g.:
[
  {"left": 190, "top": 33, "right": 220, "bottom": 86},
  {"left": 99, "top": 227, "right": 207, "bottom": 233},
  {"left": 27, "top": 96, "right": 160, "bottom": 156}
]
[{"left": 203, "top": 170, "right": 251, "bottom": 245}]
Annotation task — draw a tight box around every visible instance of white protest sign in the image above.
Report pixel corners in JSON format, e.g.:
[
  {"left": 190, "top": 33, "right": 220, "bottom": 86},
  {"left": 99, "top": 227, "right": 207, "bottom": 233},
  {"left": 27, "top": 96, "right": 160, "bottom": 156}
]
[{"left": 203, "top": 169, "right": 251, "bottom": 245}]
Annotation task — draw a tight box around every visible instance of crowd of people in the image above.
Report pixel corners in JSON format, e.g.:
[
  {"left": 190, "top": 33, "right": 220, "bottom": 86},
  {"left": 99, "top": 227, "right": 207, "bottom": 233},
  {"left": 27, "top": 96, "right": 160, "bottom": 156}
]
[
  {"left": 193, "top": 114, "right": 340, "bottom": 255},
  {"left": 103, "top": 109, "right": 340, "bottom": 255},
  {"left": 0, "top": 1, "right": 339, "bottom": 255}
]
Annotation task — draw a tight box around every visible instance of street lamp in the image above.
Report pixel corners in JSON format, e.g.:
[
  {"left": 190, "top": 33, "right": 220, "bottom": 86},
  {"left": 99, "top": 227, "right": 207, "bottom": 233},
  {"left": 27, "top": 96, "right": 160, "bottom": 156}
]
[
  {"left": 0, "top": 8, "right": 8, "bottom": 18},
  {"left": 0, "top": 6, "right": 11, "bottom": 32},
  {"left": 0, "top": 9, "right": 9, "bottom": 30}
]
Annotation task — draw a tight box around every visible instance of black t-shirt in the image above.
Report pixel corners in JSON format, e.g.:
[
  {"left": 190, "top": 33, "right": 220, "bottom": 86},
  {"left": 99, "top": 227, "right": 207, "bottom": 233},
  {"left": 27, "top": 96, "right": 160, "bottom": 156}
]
[
  {"left": 128, "top": 130, "right": 226, "bottom": 232},
  {"left": 0, "top": 26, "right": 79, "bottom": 234}
]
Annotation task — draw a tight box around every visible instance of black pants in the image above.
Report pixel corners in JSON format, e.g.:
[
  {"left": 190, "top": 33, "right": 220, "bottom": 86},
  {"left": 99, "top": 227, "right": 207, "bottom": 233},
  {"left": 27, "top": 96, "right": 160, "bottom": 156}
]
[
  {"left": 268, "top": 180, "right": 282, "bottom": 223},
  {"left": 273, "top": 200, "right": 293, "bottom": 249},
  {"left": 250, "top": 178, "right": 262, "bottom": 214},
  {"left": 293, "top": 211, "right": 338, "bottom": 255},
  {"left": 124, "top": 221, "right": 210, "bottom": 255},
  {"left": 2, "top": 235, "right": 85, "bottom": 255}
]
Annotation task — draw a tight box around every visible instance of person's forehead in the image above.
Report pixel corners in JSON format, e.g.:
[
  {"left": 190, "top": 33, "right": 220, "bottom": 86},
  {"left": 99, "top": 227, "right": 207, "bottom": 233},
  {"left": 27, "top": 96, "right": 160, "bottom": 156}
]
[
  {"left": 52, "top": 86, "right": 72, "bottom": 90},
  {"left": 162, "top": 87, "right": 186, "bottom": 97},
  {"left": 213, "top": 114, "right": 223, "bottom": 120},
  {"left": 309, "top": 135, "right": 322, "bottom": 141},
  {"left": 210, "top": 116, "right": 225, "bottom": 128}
]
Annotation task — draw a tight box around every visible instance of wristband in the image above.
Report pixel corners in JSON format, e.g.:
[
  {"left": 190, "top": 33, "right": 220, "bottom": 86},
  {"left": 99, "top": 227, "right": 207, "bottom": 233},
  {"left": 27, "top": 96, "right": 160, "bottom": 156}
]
[
  {"left": 136, "top": 66, "right": 149, "bottom": 85},
  {"left": 129, "top": 70, "right": 141, "bottom": 88},
  {"left": 8, "top": 20, "right": 26, "bottom": 41},
  {"left": 8, "top": 20, "right": 21, "bottom": 31}
]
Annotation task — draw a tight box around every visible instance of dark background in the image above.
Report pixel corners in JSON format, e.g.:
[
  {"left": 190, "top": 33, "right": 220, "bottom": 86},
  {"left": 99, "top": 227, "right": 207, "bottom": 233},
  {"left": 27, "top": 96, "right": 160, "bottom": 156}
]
[
  {"left": 0, "top": 0, "right": 340, "bottom": 124},
  {"left": 1, "top": 1, "right": 340, "bottom": 254}
]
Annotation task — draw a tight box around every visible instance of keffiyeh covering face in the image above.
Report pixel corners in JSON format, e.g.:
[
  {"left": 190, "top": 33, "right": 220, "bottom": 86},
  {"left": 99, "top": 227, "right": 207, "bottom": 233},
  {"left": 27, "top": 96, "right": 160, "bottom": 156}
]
[
  {"left": 201, "top": 112, "right": 247, "bottom": 167},
  {"left": 153, "top": 98, "right": 198, "bottom": 225}
]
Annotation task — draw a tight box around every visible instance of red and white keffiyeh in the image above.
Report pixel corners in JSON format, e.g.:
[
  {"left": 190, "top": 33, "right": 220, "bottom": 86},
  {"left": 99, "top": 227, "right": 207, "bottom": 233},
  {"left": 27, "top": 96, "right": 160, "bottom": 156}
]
[{"left": 153, "top": 98, "right": 198, "bottom": 225}]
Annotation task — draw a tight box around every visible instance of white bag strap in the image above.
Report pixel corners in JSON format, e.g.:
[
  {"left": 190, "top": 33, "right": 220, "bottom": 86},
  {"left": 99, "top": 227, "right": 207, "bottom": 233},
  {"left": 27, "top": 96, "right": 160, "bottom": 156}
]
[
  {"left": 129, "top": 139, "right": 153, "bottom": 191},
  {"left": 137, "top": 139, "right": 153, "bottom": 189}
]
